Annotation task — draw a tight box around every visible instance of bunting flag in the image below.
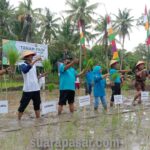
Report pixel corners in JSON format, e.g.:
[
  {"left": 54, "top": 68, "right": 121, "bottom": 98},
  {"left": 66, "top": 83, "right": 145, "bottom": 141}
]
[
  {"left": 78, "top": 20, "right": 87, "bottom": 68},
  {"left": 144, "top": 5, "right": 150, "bottom": 45},
  {"left": 78, "top": 20, "right": 86, "bottom": 54},
  {"left": 107, "top": 15, "right": 119, "bottom": 60}
]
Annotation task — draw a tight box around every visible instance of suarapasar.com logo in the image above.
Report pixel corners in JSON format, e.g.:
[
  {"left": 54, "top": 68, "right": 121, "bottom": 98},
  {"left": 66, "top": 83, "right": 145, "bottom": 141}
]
[{"left": 31, "top": 138, "right": 123, "bottom": 149}]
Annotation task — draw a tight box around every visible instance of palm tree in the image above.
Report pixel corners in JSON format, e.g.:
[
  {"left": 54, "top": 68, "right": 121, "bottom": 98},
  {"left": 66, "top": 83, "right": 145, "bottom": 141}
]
[
  {"left": 48, "top": 17, "right": 80, "bottom": 64},
  {"left": 0, "top": 0, "right": 16, "bottom": 39},
  {"left": 40, "top": 8, "right": 60, "bottom": 44},
  {"left": 114, "top": 8, "right": 134, "bottom": 69},
  {"left": 0, "top": 0, "right": 17, "bottom": 63},
  {"left": 95, "top": 15, "right": 110, "bottom": 71},
  {"left": 65, "top": 0, "right": 98, "bottom": 27},
  {"left": 17, "top": 0, "right": 41, "bottom": 42},
  {"left": 95, "top": 15, "right": 108, "bottom": 45},
  {"left": 56, "top": 17, "right": 79, "bottom": 51},
  {"left": 65, "top": 0, "right": 98, "bottom": 69}
]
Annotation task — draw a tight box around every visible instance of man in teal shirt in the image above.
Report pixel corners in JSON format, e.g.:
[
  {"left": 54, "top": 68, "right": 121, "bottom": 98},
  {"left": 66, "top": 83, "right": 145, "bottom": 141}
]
[{"left": 58, "top": 57, "right": 84, "bottom": 115}]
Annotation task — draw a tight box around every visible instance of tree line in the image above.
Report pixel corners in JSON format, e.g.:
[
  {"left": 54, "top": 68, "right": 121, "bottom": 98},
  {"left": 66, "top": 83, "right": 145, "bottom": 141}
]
[{"left": 0, "top": 0, "right": 150, "bottom": 72}]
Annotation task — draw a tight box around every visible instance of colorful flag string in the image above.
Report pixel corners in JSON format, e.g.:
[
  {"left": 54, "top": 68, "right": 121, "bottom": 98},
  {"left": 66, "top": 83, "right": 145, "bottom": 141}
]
[
  {"left": 107, "top": 15, "right": 119, "bottom": 60},
  {"left": 78, "top": 20, "right": 87, "bottom": 65},
  {"left": 78, "top": 20, "right": 86, "bottom": 49},
  {"left": 144, "top": 5, "right": 150, "bottom": 45}
]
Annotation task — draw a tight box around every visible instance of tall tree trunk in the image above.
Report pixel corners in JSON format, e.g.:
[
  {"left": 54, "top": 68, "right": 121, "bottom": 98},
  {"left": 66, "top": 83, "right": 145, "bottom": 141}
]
[{"left": 120, "top": 36, "right": 125, "bottom": 70}]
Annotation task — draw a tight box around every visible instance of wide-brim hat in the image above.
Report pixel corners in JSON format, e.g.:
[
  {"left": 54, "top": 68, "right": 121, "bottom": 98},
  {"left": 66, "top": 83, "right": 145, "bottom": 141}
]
[
  {"left": 110, "top": 60, "right": 119, "bottom": 66},
  {"left": 136, "top": 61, "right": 145, "bottom": 67},
  {"left": 21, "top": 50, "right": 36, "bottom": 59}
]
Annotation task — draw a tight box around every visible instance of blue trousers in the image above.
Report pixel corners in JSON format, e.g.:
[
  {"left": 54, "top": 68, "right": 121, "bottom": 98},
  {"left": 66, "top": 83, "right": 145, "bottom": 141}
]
[{"left": 94, "top": 96, "right": 107, "bottom": 109}]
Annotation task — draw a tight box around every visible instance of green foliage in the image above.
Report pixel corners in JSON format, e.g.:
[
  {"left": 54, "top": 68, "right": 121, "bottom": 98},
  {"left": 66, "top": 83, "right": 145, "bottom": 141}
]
[
  {"left": 84, "top": 58, "right": 94, "bottom": 70},
  {"left": 42, "top": 59, "right": 52, "bottom": 73},
  {"left": 87, "top": 45, "right": 112, "bottom": 73},
  {"left": 65, "top": 0, "right": 98, "bottom": 26},
  {"left": 48, "top": 83, "right": 55, "bottom": 92}
]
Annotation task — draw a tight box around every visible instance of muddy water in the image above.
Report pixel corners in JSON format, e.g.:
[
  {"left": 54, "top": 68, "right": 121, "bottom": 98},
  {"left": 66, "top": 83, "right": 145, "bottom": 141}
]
[{"left": 0, "top": 89, "right": 150, "bottom": 150}]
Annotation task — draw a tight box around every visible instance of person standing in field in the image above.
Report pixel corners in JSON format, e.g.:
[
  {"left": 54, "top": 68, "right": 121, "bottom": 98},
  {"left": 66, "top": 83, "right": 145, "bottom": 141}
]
[
  {"left": 132, "top": 61, "right": 149, "bottom": 105},
  {"left": 18, "top": 50, "right": 42, "bottom": 120},
  {"left": 85, "top": 69, "right": 93, "bottom": 96},
  {"left": 0, "top": 61, "right": 11, "bottom": 75},
  {"left": 109, "top": 60, "right": 129, "bottom": 107},
  {"left": 58, "top": 57, "right": 85, "bottom": 115},
  {"left": 93, "top": 65, "right": 108, "bottom": 111}
]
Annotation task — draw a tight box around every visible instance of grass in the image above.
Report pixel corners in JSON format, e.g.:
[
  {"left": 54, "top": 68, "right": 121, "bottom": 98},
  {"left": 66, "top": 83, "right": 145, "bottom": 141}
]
[{"left": 0, "top": 80, "right": 23, "bottom": 89}]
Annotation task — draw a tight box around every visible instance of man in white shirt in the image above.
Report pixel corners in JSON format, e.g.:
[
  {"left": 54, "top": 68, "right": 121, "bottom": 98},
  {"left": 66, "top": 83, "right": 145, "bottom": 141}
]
[{"left": 18, "top": 50, "right": 41, "bottom": 120}]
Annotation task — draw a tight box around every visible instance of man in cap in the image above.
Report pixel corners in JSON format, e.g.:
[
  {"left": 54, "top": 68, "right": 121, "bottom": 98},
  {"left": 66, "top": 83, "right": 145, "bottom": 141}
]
[
  {"left": 132, "top": 61, "right": 149, "bottom": 105},
  {"left": 18, "top": 50, "right": 42, "bottom": 120},
  {"left": 58, "top": 56, "right": 85, "bottom": 115}
]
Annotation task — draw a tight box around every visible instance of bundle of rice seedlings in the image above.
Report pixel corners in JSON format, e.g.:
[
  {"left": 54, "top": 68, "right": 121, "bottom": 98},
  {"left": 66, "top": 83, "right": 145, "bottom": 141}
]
[
  {"left": 111, "top": 72, "right": 120, "bottom": 81},
  {"left": 42, "top": 59, "right": 52, "bottom": 73},
  {"left": 48, "top": 83, "right": 55, "bottom": 92},
  {"left": 6, "top": 49, "right": 20, "bottom": 66},
  {"left": 84, "top": 58, "right": 94, "bottom": 70},
  {"left": 6, "top": 48, "right": 20, "bottom": 77}
]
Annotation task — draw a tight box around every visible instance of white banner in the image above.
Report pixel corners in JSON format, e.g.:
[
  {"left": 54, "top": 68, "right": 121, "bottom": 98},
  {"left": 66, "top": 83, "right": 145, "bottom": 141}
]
[
  {"left": 0, "top": 100, "right": 8, "bottom": 114},
  {"left": 114, "top": 95, "right": 123, "bottom": 105},
  {"left": 141, "top": 91, "right": 149, "bottom": 101},
  {"left": 79, "top": 95, "right": 90, "bottom": 107},
  {"left": 41, "top": 101, "right": 57, "bottom": 115},
  {"left": 2, "top": 39, "right": 48, "bottom": 66}
]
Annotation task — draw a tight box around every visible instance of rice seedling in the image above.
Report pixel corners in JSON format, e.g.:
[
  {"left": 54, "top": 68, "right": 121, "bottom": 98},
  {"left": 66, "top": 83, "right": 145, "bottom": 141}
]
[
  {"left": 42, "top": 59, "right": 52, "bottom": 73},
  {"left": 6, "top": 49, "right": 20, "bottom": 66},
  {"left": 6, "top": 48, "right": 20, "bottom": 75},
  {"left": 48, "top": 84, "right": 55, "bottom": 92}
]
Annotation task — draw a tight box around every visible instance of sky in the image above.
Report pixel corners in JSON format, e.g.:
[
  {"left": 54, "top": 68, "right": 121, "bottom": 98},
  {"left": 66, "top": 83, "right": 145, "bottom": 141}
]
[{"left": 9, "top": 0, "right": 150, "bottom": 51}]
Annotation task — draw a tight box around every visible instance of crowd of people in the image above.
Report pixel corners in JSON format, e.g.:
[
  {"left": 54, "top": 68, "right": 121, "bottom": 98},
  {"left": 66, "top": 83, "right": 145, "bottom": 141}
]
[
  {"left": 56, "top": 56, "right": 150, "bottom": 115},
  {"left": 0, "top": 50, "right": 149, "bottom": 120}
]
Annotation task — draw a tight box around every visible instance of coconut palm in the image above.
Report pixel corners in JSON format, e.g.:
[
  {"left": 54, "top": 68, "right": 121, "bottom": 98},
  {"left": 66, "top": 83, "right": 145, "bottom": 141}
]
[
  {"left": 65, "top": 0, "right": 98, "bottom": 27},
  {"left": 114, "top": 8, "right": 134, "bottom": 69},
  {"left": 0, "top": 0, "right": 16, "bottom": 39},
  {"left": 65, "top": 0, "right": 98, "bottom": 68},
  {"left": 95, "top": 15, "right": 108, "bottom": 45},
  {"left": 17, "top": 0, "right": 41, "bottom": 42},
  {"left": 56, "top": 17, "right": 79, "bottom": 51},
  {"left": 40, "top": 8, "right": 60, "bottom": 44},
  {"left": 94, "top": 15, "right": 111, "bottom": 71},
  {"left": 0, "top": 0, "right": 17, "bottom": 62}
]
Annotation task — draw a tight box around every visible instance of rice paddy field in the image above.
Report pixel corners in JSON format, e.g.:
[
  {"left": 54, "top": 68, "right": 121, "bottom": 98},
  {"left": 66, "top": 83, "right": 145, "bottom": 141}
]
[{"left": 0, "top": 89, "right": 150, "bottom": 150}]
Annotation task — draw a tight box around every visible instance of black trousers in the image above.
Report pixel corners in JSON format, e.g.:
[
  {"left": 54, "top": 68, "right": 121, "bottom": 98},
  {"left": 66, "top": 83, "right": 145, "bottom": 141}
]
[{"left": 111, "top": 83, "right": 121, "bottom": 102}]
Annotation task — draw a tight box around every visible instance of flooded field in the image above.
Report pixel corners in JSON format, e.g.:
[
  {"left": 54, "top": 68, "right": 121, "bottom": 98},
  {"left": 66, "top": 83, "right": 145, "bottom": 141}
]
[{"left": 0, "top": 89, "right": 150, "bottom": 150}]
